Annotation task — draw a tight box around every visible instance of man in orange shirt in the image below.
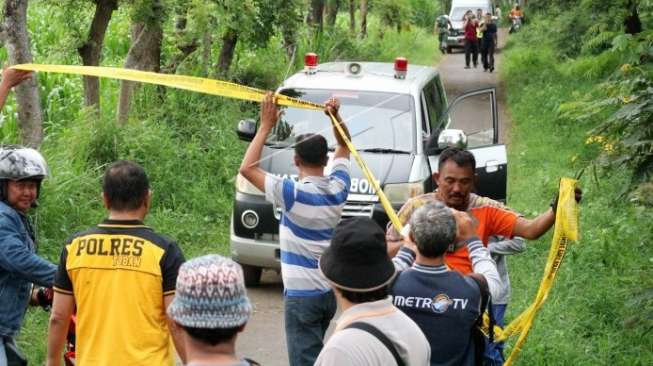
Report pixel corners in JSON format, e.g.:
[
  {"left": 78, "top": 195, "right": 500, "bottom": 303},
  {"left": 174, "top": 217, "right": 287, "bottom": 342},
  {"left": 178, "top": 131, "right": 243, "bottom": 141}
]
[
  {"left": 509, "top": 5, "right": 524, "bottom": 33},
  {"left": 387, "top": 147, "right": 581, "bottom": 274}
]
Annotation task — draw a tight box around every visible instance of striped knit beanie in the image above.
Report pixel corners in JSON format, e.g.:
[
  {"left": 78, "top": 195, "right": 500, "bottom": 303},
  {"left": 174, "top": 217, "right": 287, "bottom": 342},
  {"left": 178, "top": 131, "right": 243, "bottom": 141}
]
[{"left": 167, "top": 254, "right": 252, "bottom": 329}]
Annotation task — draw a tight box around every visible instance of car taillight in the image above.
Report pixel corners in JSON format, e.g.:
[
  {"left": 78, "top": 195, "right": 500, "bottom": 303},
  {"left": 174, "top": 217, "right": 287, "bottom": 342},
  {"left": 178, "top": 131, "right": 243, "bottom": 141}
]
[
  {"left": 394, "top": 57, "right": 407, "bottom": 79},
  {"left": 305, "top": 53, "right": 318, "bottom": 74}
]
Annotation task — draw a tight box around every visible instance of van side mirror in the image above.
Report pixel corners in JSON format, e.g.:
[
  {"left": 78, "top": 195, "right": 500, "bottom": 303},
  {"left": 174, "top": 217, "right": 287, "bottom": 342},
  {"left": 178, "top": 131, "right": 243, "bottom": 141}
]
[
  {"left": 236, "top": 119, "right": 257, "bottom": 141},
  {"left": 425, "top": 129, "right": 468, "bottom": 156}
]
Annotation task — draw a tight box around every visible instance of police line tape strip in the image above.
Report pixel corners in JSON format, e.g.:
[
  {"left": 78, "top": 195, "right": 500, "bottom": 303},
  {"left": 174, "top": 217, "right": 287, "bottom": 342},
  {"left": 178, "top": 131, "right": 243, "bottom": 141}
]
[
  {"left": 11, "top": 64, "right": 324, "bottom": 111},
  {"left": 11, "top": 64, "right": 405, "bottom": 233},
  {"left": 485, "top": 178, "right": 579, "bottom": 366}
]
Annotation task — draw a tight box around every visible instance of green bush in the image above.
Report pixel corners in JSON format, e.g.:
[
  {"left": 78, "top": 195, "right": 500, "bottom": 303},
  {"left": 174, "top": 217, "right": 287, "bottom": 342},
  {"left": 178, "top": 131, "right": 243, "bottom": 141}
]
[{"left": 501, "top": 5, "right": 653, "bottom": 364}]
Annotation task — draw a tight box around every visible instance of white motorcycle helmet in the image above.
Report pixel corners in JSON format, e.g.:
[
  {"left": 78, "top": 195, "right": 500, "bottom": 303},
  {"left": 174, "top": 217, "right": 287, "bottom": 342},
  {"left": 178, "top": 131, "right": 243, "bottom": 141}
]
[{"left": 0, "top": 145, "right": 48, "bottom": 202}]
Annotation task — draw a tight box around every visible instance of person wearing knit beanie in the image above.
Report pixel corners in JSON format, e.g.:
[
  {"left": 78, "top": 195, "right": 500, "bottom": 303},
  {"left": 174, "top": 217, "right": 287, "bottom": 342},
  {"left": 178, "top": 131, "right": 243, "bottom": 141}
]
[{"left": 168, "top": 254, "right": 258, "bottom": 366}]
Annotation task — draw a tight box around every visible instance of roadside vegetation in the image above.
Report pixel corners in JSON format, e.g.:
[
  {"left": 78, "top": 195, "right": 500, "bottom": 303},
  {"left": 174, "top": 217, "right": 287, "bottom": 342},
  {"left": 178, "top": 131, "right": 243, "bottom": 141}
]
[
  {"left": 500, "top": 1, "right": 653, "bottom": 364},
  {"left": 0, "top": 0, "right": 442, "bottom": 362}
]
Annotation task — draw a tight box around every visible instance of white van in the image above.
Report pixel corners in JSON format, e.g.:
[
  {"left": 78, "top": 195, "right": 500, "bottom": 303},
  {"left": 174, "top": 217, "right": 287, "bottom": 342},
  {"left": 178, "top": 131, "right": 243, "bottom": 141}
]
[
  {"left": 230, "top": 56, "right": 507, "bottom": 285},
  {"left": 445, "top": 0, "right": 494, "bottom": 53}
]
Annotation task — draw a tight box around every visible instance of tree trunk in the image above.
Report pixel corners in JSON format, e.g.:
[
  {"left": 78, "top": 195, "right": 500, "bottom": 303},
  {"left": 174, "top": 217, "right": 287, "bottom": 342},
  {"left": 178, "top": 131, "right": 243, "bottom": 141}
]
[
  {"left": 624, "top": 0, "right": 642, "bottom": 35},
  {"left": 349, "top": 0, "right": 356, "bottom": 33},
  {"left": 360, "top": 0, "right": 368, "bottom": 38},
  {"left": 162, "top": 2, "right": 200, "bottom": 74},
  {"left": 440, "top": 0, "right": 450, "bottom": 15},
  {"left": 216, "top": 29, "right": 238, "bottom": 76},
  {"left": 308, "top": 0, "right": 325, "bottom": 32},
  {"left": 3, "top": 0, "right": 43, "bottom": 147},
  {"left": 201, "top": 30, "right": 212, "bottom": 76},
  {"left": 325, "top": 0, "right": 340, "bottom": 27},
  {"left": 117, "top": 15, "right": 163, "bottom": 124},
  {"left": 78, "top": 0, "right": 118, "bottom": 110}
]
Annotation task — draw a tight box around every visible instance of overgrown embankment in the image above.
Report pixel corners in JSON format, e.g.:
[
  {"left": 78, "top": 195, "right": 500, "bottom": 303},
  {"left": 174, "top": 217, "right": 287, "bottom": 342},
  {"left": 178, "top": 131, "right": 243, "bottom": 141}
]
[{"left": 500, "top": 5, "right": 653, "bottom": 364}]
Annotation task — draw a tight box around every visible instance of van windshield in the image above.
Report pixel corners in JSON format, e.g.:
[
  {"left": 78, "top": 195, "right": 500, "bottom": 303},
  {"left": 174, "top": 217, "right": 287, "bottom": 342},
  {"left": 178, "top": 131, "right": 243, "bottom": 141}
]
[
  {"left": 267, "top": 89, "right": 414, "bottom": 153},
  {"left": 450, "top": 7, "right": 488, "bottom": 21}
]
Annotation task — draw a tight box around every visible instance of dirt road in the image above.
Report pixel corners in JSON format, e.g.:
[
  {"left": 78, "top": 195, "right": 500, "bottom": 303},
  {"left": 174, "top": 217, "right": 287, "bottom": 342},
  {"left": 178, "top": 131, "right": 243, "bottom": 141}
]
[
  {"left": 440, "top": 29, "right": 511, "bottom": 143},
  {"left": 235, "top": 29, "right": 511, "bottom": 365}
]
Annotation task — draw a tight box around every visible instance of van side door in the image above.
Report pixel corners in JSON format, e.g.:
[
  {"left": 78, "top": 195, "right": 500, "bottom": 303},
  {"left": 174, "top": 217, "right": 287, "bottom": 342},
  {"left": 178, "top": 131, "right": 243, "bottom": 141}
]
[{"left": 427, "top": 87, "right": 507, "bottom": 202}]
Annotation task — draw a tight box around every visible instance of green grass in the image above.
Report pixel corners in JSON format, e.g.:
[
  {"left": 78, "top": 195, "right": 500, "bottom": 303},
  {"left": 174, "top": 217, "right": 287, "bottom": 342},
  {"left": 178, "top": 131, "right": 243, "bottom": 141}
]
[
  {"left": 8, "top": 6, "right": 445, "bottom": 364},
  {"left": 498, "top": 26, "right": 653, "bottom": 366}
]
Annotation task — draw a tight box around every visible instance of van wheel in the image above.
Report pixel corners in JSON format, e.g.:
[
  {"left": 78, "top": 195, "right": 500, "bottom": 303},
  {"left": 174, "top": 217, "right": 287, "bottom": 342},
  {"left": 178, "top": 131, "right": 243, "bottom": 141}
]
[
  {"left": 447, "top": 47, "right": 453, "bottom": 54},
  {"left": 241, "top": 264, "right": 262, "bottom": 287}
]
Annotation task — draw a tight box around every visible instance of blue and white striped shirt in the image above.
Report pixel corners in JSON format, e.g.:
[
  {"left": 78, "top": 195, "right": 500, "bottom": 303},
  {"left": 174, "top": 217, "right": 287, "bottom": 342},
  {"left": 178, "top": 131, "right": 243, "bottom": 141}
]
[{"left": 265, "top": 158, "right": 351, "bottom": 297}]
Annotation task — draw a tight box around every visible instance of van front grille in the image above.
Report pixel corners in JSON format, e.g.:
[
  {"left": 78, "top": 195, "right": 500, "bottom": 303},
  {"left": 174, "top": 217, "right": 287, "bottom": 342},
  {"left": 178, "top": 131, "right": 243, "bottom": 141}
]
[
  {"left": 274, "top": 194, "right": 378, "bottom": 220},
  {"left": 342, "top": 201, "right": 375, "bottom": 218}
]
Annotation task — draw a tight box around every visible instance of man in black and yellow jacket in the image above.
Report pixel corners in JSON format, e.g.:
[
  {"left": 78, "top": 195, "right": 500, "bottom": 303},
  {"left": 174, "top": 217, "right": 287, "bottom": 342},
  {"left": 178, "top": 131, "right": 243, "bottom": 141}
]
[{"left": 46, "top": 160, "right": 186, "bottom": 366}]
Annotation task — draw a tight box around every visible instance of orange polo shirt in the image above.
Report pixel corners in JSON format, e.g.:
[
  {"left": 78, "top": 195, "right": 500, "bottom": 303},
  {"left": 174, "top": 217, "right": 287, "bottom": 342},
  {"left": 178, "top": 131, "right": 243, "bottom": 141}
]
[{"left": 445, "top": 206, "right": 518, "bottom": 273}]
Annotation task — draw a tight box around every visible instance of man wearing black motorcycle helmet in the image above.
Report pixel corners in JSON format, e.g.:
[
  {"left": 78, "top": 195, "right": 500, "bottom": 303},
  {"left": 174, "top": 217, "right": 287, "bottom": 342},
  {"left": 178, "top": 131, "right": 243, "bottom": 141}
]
[{"left": 0, "top": 146, "right": 56, "bottom": 366}]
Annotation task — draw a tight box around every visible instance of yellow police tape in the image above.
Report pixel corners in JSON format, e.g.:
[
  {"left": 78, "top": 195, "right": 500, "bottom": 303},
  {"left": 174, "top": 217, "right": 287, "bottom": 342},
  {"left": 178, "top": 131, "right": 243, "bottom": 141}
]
[
  {"left": 11, "top": 64, "right": 324, "bottom": 111},
  {"left": 488, "top": 178, "right": 579, "bottom": 366},
  {"left": 14, "top": 64, "right": 580, "bottom": 365},
  {"left": 11, "top": 64, "right": 405, "bottom": 233}
]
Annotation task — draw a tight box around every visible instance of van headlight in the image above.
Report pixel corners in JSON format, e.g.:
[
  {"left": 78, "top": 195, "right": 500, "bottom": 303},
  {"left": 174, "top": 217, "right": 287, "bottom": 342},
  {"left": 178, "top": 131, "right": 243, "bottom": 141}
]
[
  {"left": 235, "top": 174, "right": 264, "bottom": 196},
  {"left": 383, "top": 182, "right": 424, "bottom": 205}
]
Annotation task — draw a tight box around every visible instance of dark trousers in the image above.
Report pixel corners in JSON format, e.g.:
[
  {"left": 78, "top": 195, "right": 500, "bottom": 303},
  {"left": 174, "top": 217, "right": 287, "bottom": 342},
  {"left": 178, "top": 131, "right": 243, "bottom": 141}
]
[
  {"left": 481, "top": 40, "right": 496, "bottom": 70},
  {"left": 284, "top": 291, "right": 337, "bottom": 366},
  {"left": 464, "top": 38, "right": 479, "bottom": 67},
  {"left": 484, "top": 304, "right": 507, "bottom": 366}
]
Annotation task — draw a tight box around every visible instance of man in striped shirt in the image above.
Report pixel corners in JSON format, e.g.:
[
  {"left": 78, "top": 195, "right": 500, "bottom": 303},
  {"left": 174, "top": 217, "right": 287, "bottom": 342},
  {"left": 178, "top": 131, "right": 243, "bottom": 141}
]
[{"left": 239, "top": 93, "right": 351, "bottom": 366}]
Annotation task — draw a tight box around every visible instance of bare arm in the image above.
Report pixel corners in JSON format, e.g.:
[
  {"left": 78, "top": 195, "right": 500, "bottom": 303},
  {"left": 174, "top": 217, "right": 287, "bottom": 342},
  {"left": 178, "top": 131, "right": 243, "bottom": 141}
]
[
  {"left": 238, "top": 92, "right": 279, "bottom": 192},
  {"left": 512, "top": 209, "right": 555, "bottom": 240},
  {"left": 325, "top": 98, "right": 350, "bottom": 160},
  {"left": 46, "top": 293, "right": 75, "bottom": 366},
  {"left": 164, "top": 295, "right": 186, "bottom": 364},
  {"left": 0, "top": 67, "right": 32, "bottom": 111}
]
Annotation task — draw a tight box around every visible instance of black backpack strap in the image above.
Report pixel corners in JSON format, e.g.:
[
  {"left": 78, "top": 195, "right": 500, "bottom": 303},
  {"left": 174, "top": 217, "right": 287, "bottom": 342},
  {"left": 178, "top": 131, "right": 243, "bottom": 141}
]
[
  {"left": 467, "top": 273, "right": 494, "bottom": 366},
  {"left": 468, "top": 273, "right": 492, "bottom": 337},
  {"left": 345, "top": 322, "right": 405, "bottom": 366}
]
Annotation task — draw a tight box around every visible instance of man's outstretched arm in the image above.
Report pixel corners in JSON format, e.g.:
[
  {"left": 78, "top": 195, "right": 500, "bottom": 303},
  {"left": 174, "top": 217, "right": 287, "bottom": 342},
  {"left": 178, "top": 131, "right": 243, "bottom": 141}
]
[
  {"left": 513, "top": 187, "right": 583, "bottom": 240},
  {"left": 0, "top": 67, "right": 32, "bottom": 111},
  {"left": 239, "top": 92, "right": 280, "bottom": 192},
  {"left": 46, "top": 292, "right": 75, "bottom": 366}
]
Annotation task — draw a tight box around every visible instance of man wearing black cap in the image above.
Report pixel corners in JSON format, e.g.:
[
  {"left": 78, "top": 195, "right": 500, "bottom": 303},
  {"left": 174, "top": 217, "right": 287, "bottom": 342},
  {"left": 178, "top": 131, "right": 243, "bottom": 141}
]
[{"left": 316, "top": 217, "right": 430, "bottom": 366}]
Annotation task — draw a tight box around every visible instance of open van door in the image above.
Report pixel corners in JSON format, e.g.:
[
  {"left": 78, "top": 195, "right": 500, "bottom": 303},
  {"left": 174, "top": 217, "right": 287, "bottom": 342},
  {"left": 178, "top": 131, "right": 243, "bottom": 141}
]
[{"left": 427, "top": 87, "right": 507, "bottom": 202}]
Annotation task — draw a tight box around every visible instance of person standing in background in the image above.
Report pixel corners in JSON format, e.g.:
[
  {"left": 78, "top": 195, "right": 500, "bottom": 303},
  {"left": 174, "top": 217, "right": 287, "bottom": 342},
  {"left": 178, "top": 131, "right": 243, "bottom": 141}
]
[
  {"left": 481, "top": 13, "right": 498, "bottom": 72},
  {"left": 434, "top": 14, "right": 453, "bottom": 54},
  {"left": 463, "top": 13, "right": 479, "bottom": 69}
]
